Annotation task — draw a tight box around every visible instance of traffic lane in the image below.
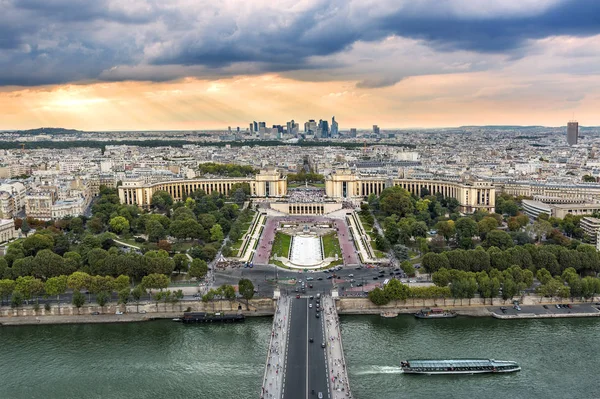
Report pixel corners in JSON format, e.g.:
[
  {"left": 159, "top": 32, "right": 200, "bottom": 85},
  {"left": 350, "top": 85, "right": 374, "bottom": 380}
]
[
  {"left": 283, "top": 298, "right": 308, "bottom": 399},
  {"left": 308, "top": 301, "right": 329, "bottom": 398}
]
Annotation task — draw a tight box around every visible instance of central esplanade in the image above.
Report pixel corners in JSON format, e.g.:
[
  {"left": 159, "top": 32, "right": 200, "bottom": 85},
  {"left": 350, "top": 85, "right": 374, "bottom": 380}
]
[{"left": 118, "top": 167, "right": 496, "bottom": 213}]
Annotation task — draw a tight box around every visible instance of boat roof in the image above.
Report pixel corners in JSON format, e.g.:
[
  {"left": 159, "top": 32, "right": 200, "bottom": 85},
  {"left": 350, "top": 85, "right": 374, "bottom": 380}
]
[{"left": 406, "top": 359, "right": 515, "bottom": 368}]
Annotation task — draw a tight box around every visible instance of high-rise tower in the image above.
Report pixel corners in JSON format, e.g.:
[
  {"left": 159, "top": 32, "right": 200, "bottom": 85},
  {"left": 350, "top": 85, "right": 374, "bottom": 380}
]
[{"left": 567, "top": 121, "right": 579, "bottom": 146}]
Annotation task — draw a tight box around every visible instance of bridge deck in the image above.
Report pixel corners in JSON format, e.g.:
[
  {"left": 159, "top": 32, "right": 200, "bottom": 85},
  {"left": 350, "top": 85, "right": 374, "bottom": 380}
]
[
  {"left": 323, "top": 296, "right": 353, "bottom": 398},
  {"left": 262, "top": 296, "right": 290, "bottom": 399}
]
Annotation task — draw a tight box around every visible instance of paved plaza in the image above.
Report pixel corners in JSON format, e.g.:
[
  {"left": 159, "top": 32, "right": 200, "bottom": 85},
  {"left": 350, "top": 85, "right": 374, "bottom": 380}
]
[{"left": 253, "top": 216, "right": 361, "bottom": 267}]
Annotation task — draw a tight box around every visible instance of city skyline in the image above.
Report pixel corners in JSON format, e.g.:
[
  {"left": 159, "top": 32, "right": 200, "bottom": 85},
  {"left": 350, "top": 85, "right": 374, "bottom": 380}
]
[{"left": 1, "top": 1, "right": 600, "bottom": 130}]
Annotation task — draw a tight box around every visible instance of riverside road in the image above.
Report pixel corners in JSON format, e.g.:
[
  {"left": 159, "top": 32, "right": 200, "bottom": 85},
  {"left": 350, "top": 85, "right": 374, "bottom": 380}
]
[{"left": 283, "top": 297, "right": 329, "bottom": 399}]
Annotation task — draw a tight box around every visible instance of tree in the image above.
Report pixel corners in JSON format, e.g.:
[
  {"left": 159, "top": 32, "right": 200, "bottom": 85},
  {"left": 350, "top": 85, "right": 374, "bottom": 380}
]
[
  {"left": 15, "top": 276, "right": 44, "bottom": 305},
  {"left": 141, "top": 273, "right": 170, "bottom": 297},
  {"left": 173, "top": 289, "right": 184, "bottom": 311},
  {"left": 0, "top": 279, "right": 16, "bottom": 306},
  {"left": 530, "top": 220, "right": 552, "bottom": 242},
  {"left": 113, "top": 275, "right": 130, "bottom": 292},
  {"left": 455, "top": 218, "right": 478, "bottom": 248},
  {"left": 11, "top": 291, "right": 24, "bottom": 314},
  {"left": 32, "top": 249, "right": 65, "bottom": 280},
  {"left": 221, "top": 284, "right": 236, "bottom": 300},
  {"left": 146, "top": 220, "right": 166, "bottom": 243},
  {"left": 435, "top": 220, "right": 455, "bottom": 243},
  {"left": 67, "top": 271, "right": 92, "bottom": 292},
  {"left": 118, "top": 288, "right": 130, "bottom": 310},
  {"left": 20, "top": 218, "right": 31, "bottom": 237},
  {"left": 44, "top": 275, "right": 68, "bottom": 311},
  {"left": 401, "top": 260, "right": 416, "bottom": 277},
  {"left": 22, "top": 234, "right": 54, "bottom": 256},
  {"left": 238, "top": 278, "right": 254, "bottom": 310},
  {"left": 583, "top": 174, "right": 596, "bottom": 183},
  {"left": 210, "top": 224, "right": 224, "bottom": 243},
  {"left": 96, "top": 291, "right": 110, "bottom": 312},
  {"left": 368, "top": 287, "right": 390, "bottom": 305},
  {"left": 109, "top": 216, "right": 130, "bottom": 235},
  {"left": 72, "top": 290, "right": 86, "bottom": 313},
  {"left": 478, "top": 217, "right": 498, "bottom": 239},
  {"left": 383, "top": 279, "right": 409, "bottom": 302},
  {"left": 131, "top": 285, "right": 145, "bottom": 312},
  {"left": 173, "top": 254, "right": 190, "bottom": 274},
  {"left": 151, "top": 190, "right": 174, "bottom": 211},
  {"left": 379, "top": 186, "right": 414, "bottom": 217},
  {"left": 189, "top": 258, "right": 208, "bottom": 280},
  {"left": 422, "top": 252, "right": 449, "bottom": 274},
  {"left": 88, "top": 217, "right": 105, "bottom": 234},
  {"left": 483, "top": 230, "right": 514, "bottom": 250}
]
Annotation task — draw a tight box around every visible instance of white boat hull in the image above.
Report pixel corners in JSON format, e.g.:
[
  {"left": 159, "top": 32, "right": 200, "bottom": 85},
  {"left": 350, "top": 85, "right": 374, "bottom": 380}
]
[{"left": 402, "top": 367, "right": 521, "bottom": 375}]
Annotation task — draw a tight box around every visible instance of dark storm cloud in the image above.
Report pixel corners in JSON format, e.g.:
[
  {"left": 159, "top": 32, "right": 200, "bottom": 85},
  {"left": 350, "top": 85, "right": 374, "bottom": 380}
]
[
  {"left": 381, "top": 0, "right": 600, "bottom": 53},
  {"left": 1, "top": 0, "right": 600, "bottom": 86}
]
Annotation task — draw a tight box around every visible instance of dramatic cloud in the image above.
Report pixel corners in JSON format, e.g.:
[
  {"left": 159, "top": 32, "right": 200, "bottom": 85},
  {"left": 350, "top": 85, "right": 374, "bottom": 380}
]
[{"left": 1, "top": 0, "right": 600, "bottom": 86}]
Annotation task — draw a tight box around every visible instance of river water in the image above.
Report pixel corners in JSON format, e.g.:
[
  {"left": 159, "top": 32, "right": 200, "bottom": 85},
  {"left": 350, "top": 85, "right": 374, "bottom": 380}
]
[{"left": 0, "top": 316, "right": 598, "bottom": 399}]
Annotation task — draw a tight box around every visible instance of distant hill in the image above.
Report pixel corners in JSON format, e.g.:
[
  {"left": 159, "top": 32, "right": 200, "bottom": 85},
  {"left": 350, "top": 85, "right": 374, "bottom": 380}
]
[
  {"left": 10, "top": 127, "right": 85, "bottom": 135},
  {"left": 459, "top": 125, "right": 546, "bottom": 130}
]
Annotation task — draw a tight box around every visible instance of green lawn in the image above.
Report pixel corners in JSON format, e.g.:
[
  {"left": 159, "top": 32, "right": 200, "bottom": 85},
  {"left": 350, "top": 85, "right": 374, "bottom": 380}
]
[
  {"left": 271, "top": 232, "right": 292, "bottom": 259},
  {"left": 172, "top": 242, "right": 195, "bottom": 252},
  {"left": 322, "top": 233, "right": 342, "bottom": 260},
  {"left": 374, "top": 249, "right": 387, "bottom": 259}
]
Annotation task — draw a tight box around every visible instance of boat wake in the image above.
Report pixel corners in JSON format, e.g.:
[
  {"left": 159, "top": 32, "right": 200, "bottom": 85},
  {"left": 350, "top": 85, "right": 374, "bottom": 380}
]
[{"left": 354, "top": 366, "right": 404, "bottom": 375}]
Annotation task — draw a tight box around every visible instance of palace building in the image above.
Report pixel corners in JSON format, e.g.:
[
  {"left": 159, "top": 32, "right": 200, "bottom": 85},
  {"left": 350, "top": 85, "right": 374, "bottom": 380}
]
[{"left": 119, "top": 166, "right": 495, "bottom": 214}]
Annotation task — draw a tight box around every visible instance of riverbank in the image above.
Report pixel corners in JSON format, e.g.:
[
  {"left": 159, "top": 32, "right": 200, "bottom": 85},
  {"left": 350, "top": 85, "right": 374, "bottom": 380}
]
[{"left": 3, "top": 295, "right": 600, "bottom": 325}]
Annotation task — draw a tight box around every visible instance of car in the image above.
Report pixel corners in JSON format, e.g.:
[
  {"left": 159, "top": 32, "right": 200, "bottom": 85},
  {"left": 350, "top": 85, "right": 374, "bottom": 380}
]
[
  {"left": 309, "top": 295, "right": 314, "bottom": 300},
  {"left": 309, "top": 284, "right": 313, "bottom": 288},
  {"left": 309, "top": 337, "right": 314, "bottom": 343},
  {"left": 298, "top": 280, "right": 303, "bottom": 284},
  {"left": 316, "top": 303, "right": 320, "bottom": 308},
  {"left": 316, "top": 313, "right": 320, "bottom": 318},
  {"left": 567, "top": 304, "right": 573, "bottom": 309},
  {"left": 394, "top": 268, "right": 400, "bottom": 272},
  {"left": 556, "top": 304, "right": 561, "bottom": 309},
  {"left": 327, "top": 276, "right": 333, "bottom": 279},
  {"left": 317, "top": 277, "right": 323, "bottom": 280},
  {"left": 355, "top": 266, "right": 362, "bottom": 270},
  {"left": 91, "top": 311, "right": 100, "bottom": 315},
  {"left": 373, "top": 276, "right": 378, "bottom": 280},
  {"left": 350, "top": 279, "right": 355, "bottom": 283},
  {"left": 115, "top": 311, "right": 124, "bottom": 315},
  {"left": 321, "top": 343, "right": 326, "bottom": 348},
  {"left": 295, "top": 288, "right": 299, "bottom": 292},
  {"left": 309, "top": 304, "right": 313, "bottom": 308},
  {"left": 316, "top": 308, "right": 320, "bottom": 312},
  {"left": 349, "top": 274, "right": 354, "bottom": 277},
  {"left": 139, "top": 310, "right": 147, "bottom": 314},
  {"left": 318, "top": 393, "right": 323, "bottom": 399},
  {"left": 409, "top": 279, "right": 416, "bottom": 283},
  {"left": 390, "top": 272, "right": 394, "bottom": 276},
  {"left": 543, "top": 305, "right": 549, "bottom": 309},
  {"left": 306, "top": 277, "right": 313, "bottom": 281},
  {"left": 356, "top": 283, "right": 363, "bottom": 287},
  {"left": 324, "top": 270, "right": 329, "bottom": 273},
  {"left": 415, "top": 265, "right": 421, "bottom": 269},
  {"left": 513, "top": 305, "right": 521, "bottom": 311},
  {"left": 296, "top": 294, "right": 300, "bottom": 299}
]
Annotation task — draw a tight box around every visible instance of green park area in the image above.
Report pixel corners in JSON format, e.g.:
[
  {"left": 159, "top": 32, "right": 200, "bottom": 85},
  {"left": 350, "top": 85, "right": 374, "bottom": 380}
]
[
  {"left": 271, "top": 232, "right": 292, "bottom": 259},
  {"left": 322, "top": 233, "right": 343, "bottom": 265}
]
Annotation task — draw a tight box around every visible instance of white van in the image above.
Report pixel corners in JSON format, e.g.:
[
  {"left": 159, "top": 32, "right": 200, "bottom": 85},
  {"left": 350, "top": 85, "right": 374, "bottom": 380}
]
[{"left": 383, "top": 279, "right": 390, "bottom": 286}]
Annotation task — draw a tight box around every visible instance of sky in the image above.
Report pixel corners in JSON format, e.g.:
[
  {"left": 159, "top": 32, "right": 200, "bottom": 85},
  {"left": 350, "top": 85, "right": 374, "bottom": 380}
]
[{"left": 2, "top": 0, "right": 600, "bottom": 131}]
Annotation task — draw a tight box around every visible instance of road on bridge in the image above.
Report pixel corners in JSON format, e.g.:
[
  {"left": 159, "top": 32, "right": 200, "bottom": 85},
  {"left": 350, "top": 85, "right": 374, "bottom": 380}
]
[{"left": 283, "top": 297, "right": 329, "bottom": 399}]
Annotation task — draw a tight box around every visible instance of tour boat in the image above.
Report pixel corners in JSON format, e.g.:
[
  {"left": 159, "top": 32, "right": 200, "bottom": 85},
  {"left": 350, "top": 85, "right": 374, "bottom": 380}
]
[
  {"left": 400, "top": 359, "right": 521, "bottom": 375},
  {"left": 414, "top": 308, "right": 457, "bottom": 318}
]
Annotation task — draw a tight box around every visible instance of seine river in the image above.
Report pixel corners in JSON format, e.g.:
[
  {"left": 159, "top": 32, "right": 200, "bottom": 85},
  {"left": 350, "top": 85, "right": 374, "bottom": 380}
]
[{"left": 1, "top": 315, "right": 599, "bottom": 399}]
